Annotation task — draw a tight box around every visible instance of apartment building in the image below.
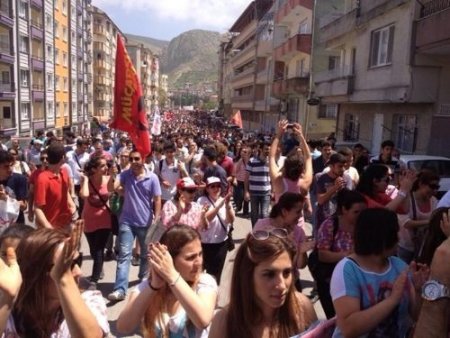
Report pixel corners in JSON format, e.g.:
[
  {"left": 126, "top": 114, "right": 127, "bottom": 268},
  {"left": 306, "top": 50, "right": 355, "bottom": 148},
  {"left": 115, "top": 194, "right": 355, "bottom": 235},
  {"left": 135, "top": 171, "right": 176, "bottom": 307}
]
[
  {"left": 127, "top": 43, "right": 160, "bottom": 114},
  {"left": 90, "top": 5, "right": 121, "bottom": 122},
  {"left": 314, "top": 0, "right": 450, "bottom": 155},
  {"left": 221, "top": 0, "right": 274, "bottom": 131},
  {"left": 150, "top": 55, "right": 159, "bottom": 110}
]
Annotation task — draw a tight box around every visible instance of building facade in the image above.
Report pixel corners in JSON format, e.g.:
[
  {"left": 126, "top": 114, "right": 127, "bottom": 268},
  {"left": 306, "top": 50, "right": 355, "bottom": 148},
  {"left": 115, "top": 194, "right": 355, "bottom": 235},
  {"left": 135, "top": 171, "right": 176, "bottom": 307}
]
[
  {"left": 90, "top": 5, "right": 121, "bottom": 123},
  {"left": 314, "top": 0, "right": 450, "bottom": 156}
]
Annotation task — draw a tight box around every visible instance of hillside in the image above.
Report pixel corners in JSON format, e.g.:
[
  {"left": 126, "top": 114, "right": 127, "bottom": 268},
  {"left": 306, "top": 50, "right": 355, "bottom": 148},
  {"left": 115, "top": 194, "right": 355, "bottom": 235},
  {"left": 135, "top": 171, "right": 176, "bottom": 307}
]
[{"left": 125, "top": 30, "right": 220, "bottom": 90}]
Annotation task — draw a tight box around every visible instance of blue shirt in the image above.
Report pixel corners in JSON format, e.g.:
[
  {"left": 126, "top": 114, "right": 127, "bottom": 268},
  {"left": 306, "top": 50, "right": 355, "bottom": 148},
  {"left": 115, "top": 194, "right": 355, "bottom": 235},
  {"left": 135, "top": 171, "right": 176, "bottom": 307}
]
[
  {"left": 330, "top": 256, "right": 412, "bottom": 338},
  {"left": 119, "top": 168, "right": 161, "bottom": 227}
]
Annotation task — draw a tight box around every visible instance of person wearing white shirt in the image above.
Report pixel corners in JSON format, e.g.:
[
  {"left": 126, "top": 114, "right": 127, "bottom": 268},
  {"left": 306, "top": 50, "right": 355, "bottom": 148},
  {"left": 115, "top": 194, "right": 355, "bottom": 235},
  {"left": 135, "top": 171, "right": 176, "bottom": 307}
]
[{"left": 66, "top": 139, "right": 90, "bottom": 215}]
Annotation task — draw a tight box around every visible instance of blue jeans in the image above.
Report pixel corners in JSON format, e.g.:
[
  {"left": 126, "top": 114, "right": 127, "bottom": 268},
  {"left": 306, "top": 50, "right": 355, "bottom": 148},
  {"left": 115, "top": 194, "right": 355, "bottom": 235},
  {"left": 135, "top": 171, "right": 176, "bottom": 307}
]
[
  {"left": 113, "top": 223, "right": 149, "bottom": 294},
  {"left": 250, "top": 194, "right": 271, "bottom": 227}
]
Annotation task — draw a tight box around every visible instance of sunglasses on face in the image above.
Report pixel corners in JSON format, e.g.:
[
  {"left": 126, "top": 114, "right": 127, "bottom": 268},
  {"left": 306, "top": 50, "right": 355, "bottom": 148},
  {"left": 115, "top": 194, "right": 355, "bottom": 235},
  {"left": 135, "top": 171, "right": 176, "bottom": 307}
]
[
  {"left": 428, "top": 183, "right": 440, "bottom": 190},
  {"left": 129, "top": 156, "right": 141, "bottom": 162},
  {"left": 251, "top": 228, "right": 288, "bottom": 240},
  {"left": 183, "top": 189, "right": 196, "bottom": 194},
  {"left": 40, "top": 157, "right": 48, "bottom": 161},
  {"left": 9, "top": 153, "right": 17, "bottom": 156}
]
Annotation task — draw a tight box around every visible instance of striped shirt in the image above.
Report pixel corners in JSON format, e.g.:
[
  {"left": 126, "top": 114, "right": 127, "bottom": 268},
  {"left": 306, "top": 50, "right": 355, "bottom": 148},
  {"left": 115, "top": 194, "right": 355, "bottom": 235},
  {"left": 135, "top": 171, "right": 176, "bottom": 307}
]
[{"left": 246, "top": 157, "right": 271, "bottom": 195}]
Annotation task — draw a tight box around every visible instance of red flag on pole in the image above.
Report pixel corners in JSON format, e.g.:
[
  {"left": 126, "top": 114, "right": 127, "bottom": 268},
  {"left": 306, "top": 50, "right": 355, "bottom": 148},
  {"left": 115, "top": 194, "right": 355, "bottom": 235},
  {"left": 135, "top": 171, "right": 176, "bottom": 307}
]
[
  {"left": 230, "top": 110, "right": 243, "bottom": 129},
  {"left": 110, "top": 34, "right": 151, "bottom": 157}
]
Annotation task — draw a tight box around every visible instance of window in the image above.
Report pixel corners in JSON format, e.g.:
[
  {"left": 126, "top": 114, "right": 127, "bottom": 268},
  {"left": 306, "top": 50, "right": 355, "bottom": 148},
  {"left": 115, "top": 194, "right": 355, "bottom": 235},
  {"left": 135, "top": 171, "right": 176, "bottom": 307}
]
[
  {"left": 54, "top": 22, "right": 59, "bottom": 38},
  {"left": 318, "top": 104, "right": 338, "bottom": 119},
  {"left": 20, "top": 70, "right": 29, "bottom": 87},
  {"left": 47, "top": 73, "right": 53, "bottom": 88},
  {"left": 62, "top": 0, "right": 67, "bottom": 15},
  {"left": 328, "top": 56, "right": 340, "bottom": 71},
  {"left": 55, "top": 48, "right": 59, "bottom": 64},
  {"left": 1, "top": 71, "right": 9, "bottom": 84},
  {"left": 63, "top": 102, "right": 68, "bottom": 115},
  {"left": 393, "top": 114, "right": 417, "bottom": 153},
  {"left": 56, "top": 102, "right": 60, "bottom": 114},
  {"left": 343, "top": 113, "right": 360, "bottom": 141},
  {"left": 3, "top": 106, "right": 11, "bottom": 119},
  {"left": 19, "top": 36, "right": 28, "bottom": 53},
  {"left": 47, "top": 102, "right": 54, "bottom": 115},
  {"left": 18, "top": 1, "right": 27, "bottom": 19},
  {"left": 62, "top": 52, "right": 67, "bottom": 66},
  {"left": 63, "top": 77, "right": 67, "bottom": 91},
  {"left": 46, "top": 44, "right": 53, "bottom": 57},
  {"left": 55, "top": 75, "right": 60, "bottom": 90},
  {"left": 369, "top": 25, "right": 394, "bottom": 67},
  {"left": 299, "top": 20, "right": 309, "bottom": 34},
  {"left": 46, "top": 14, "right": 52, "bottom": 32},
  {"left": 20, "top": 103, "right": 30, "bottom": 120}
]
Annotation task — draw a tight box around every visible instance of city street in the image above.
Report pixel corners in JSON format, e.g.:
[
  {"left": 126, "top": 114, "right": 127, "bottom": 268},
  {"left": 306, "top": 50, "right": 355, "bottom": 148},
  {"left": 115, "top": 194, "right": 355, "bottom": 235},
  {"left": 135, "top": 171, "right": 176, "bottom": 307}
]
[{"left": 80, "top": 215, "right": 325, "bottom": 338}]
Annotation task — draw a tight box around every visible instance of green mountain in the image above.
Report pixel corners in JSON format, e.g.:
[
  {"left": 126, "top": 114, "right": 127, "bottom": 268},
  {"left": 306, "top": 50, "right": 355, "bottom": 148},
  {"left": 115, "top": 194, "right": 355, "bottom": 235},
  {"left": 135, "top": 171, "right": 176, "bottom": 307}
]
[{"left": 125, "top": 30, "right": 220, "bottom": 90}]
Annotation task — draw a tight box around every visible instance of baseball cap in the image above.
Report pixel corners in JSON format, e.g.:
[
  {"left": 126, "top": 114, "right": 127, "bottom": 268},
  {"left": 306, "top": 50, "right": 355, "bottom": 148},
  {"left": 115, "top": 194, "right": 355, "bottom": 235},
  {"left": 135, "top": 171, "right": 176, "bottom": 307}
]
[
  {"left": 206, "top": 176, "right": 221, "bottom": 186},
  {"left": 176, "top": 177, "right": 198, "bottom": 190}
]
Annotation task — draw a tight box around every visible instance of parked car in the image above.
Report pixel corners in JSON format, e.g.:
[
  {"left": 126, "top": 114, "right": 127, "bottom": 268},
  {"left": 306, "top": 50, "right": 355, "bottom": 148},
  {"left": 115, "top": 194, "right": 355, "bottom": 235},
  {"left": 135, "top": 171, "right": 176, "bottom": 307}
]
[{"left": 398, "top": 155, "right": 450, "bottom": 199}]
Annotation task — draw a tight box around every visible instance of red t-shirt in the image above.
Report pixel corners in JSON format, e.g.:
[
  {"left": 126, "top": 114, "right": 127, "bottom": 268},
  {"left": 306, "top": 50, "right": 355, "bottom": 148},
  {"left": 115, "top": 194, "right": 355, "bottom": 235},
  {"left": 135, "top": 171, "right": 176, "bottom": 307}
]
[
  {"left": 219, "top": 156, "right": 234, "bottom": 177},
  {"left": 34, "top": 168, "right": 72, "bottom": 228}
]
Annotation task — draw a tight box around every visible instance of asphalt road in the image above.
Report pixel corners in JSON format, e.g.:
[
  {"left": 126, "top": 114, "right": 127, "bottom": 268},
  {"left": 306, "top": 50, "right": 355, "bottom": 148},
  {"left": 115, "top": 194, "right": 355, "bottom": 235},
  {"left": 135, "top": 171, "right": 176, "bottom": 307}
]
[{"left": 80, "top": 215, "right": 325, "bottom": 337}]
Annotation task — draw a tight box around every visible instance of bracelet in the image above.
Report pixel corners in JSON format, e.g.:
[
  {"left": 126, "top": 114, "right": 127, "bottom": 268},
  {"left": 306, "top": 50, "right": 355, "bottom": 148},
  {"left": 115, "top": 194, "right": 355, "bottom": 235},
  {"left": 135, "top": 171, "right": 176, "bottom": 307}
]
[
  {"left": 148, "top": 280, "right": 162, "bottom": 291},
  {"left": 169, "top": 273, "right": 181, "bottom": 287}
]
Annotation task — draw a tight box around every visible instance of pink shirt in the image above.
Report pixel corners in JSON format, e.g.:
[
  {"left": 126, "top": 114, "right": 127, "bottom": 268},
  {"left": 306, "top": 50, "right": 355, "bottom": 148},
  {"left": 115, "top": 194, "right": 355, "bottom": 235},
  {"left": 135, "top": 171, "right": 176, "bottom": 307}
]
[
  {"left": 82, "top": 180, "right": 111, "bottom": 233},
  {"left": 161, "top": 199, "right": 203, "bottom": 229},
  {"left": 234, "top": 159, "right": 247, "bottom": 182}
]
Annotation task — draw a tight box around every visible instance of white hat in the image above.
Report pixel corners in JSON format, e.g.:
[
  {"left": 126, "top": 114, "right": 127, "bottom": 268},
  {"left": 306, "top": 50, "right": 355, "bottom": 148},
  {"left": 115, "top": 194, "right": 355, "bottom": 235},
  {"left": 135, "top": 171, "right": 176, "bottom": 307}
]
[{"left": 206, "top": 176, "right": 221, "bottom": 186}]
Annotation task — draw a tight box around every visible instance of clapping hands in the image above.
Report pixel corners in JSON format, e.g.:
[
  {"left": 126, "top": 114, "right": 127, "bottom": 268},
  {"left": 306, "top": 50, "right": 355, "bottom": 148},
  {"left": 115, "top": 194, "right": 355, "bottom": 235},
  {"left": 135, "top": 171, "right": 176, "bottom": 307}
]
[{"left": 0, "top": 247, "right": 22, "bottom": 302}]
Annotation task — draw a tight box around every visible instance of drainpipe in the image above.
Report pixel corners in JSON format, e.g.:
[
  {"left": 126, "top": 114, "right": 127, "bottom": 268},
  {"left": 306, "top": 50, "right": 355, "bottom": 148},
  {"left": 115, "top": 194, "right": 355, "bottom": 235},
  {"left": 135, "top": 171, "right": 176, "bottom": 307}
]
[{"left": 251, "top": 3, "right": 260, "bottom": 132}]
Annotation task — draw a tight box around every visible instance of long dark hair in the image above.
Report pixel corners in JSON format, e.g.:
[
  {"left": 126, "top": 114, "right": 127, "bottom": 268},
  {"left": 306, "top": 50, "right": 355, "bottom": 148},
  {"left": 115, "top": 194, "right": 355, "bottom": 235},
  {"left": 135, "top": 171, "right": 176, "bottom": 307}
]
[
  {"left": 84, "top": 154, "right": 105, "bottom": 176},
  {"left": 356, "top": 164, "right": 389, "bottom": 198},
  {"left": 270, "top": 192, "right": 305, "bottom": 218},
  {"left": 226, "top": 234, "right": 307, "bottom": 337},
  {"left": 13, "top": 229, "right": 69, "bottom": 337},
  {"left": 282, "top": 153, "right": 305, "bottom": 181},
  {"left": 417, "top": 207, "right": 449, "bottom": 265}
]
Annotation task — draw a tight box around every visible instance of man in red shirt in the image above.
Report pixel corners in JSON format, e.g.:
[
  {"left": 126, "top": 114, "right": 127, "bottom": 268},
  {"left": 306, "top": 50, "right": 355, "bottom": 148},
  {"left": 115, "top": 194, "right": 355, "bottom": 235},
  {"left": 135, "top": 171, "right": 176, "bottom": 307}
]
[{"left": 34, "top": 143, "right": 76, "bottom": 229}]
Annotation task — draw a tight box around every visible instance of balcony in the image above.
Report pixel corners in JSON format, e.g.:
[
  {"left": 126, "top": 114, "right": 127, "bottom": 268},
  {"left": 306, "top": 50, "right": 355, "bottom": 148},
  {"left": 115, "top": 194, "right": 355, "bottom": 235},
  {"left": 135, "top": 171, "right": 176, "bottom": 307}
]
[
  {"left": 30, "top": 0, "right": 43, "bottom": 9},
  {"left": 77, "top": 3, "right": 82, "bottom": 15},
  {"left": 0, "top": 10, "right": 13, "bottom": 28},
  {"left": 0, "top": 42, "right": 13, "bottom": 64},
  {"left": 416, "top": 1, "right": 450, "bottom": 54},
  {"left": 0, "top": 81, "right": 15, "bottom": 99},
  {"left": 31, "top": 56, "right": 44, "bottom": 70},
  {"left": 314, "top": 66, "right": 354, "bottom": 97},
  {"left": 257, "top": 39, "right": 272, "bottom": 57},
  {"left": 274, "top": 34, "right": 311, "bottom": 61},
  {"left": 276, "top": 0, "right": 313, "bottom": 25},
  {"left": 30, "top": 21, "right": 44, "bottom": 40},
  {"left": 319, "top": 9, "right": 357, "bottom": 44},
  {"left": 77, "top": 49, "right": 83, "bottom": 59}
]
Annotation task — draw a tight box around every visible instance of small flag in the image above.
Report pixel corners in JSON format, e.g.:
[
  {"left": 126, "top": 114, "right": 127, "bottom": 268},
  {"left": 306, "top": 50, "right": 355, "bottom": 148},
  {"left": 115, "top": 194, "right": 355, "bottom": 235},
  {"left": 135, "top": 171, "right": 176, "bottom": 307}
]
[
  {"left": 151, "top": 107, "right": 162, "bottom": 136},
  {"left": 230, "top": 110, "right": 243, "bottom": 128},
  {"left": 110, "top": 34, "right": 151, "bottom": 157}
]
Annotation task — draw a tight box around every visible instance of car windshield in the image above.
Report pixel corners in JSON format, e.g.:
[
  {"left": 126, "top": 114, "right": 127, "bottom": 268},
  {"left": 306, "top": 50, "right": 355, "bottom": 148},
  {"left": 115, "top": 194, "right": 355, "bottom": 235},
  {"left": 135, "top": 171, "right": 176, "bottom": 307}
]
[{"left": 407, "top": 160, "right": 450, "bottom": 177}]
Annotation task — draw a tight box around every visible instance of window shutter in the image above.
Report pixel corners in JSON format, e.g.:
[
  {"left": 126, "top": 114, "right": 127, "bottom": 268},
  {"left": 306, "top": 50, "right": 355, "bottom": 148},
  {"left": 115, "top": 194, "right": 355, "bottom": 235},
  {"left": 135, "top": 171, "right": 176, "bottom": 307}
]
[{"left": 370, "top": 31, "right": 380, "bottom": 67}]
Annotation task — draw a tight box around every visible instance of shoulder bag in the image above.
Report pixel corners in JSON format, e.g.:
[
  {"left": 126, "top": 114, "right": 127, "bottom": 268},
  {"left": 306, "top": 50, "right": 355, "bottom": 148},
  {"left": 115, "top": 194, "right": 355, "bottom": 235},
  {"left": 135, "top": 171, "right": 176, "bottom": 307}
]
[{"left": 88, "top": 180, "right": 118, "bottom": 235}]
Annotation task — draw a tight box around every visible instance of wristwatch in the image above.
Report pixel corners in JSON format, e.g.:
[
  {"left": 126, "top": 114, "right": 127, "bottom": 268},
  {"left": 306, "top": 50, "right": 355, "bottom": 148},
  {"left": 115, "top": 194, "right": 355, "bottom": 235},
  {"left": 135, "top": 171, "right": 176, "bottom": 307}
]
[{"left": 422, "top": 280, "right": 450, "bottom": 301}]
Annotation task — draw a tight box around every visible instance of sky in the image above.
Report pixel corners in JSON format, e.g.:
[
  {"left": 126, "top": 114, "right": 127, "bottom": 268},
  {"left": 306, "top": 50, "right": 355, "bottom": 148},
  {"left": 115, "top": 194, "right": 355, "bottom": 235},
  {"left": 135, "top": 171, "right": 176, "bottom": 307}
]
[{"left": 91, "top": 0, "right": 254, "bottom": 41}]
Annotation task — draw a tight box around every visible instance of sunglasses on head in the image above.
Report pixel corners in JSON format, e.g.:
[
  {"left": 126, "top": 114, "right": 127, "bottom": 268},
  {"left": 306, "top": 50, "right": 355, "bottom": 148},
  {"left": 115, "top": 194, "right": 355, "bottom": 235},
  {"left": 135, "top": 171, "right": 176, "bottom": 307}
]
[{"left": 251, "top": 228, "right": 288, "bottom": 240}]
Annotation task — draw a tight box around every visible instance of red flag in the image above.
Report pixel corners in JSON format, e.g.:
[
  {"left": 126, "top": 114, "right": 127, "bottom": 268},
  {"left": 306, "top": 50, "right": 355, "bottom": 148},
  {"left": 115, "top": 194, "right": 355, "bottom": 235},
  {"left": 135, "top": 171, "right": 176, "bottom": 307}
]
[
  {"left": 230, "top": 110, "right": 243, "bottom": 128},
  {"left": 110, "top": 34, "right": 151, "bottom": 157}
]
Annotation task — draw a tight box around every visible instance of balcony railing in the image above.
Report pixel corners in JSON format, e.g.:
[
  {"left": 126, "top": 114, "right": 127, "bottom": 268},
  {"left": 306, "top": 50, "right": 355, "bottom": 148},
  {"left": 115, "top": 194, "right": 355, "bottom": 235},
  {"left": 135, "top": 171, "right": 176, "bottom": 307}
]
[
  {"left": 0, "top": 41, "right": 11, "bottom": 54},
  {"left": 32, "top": 84, "right": 44, "bottom": 90},
  {"left": 314, "top": 66, "right": 354, "bottom": 83},
  {"left": 30, "top": 19, "right": 43, "bottom": 28},
  {"left": 276, "top": 0, "right": 313, "bottom": 24},
  {"left": 30, "top": 0, "right": 43, "bottom": 9},
  {"left": 421, "top": 0, "right": 450, "bottom": 17},
  {"left": 274, "top": 33, "right": 312, "bottom": 60}
]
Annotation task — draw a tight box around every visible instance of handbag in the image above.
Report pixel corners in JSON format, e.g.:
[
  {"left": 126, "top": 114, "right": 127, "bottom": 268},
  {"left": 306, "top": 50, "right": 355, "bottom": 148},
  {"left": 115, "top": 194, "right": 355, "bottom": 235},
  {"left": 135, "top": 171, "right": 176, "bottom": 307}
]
[
  {"left": 207, "top": 196, "right": 235, "bottom": 251},
  {"left": 88, "top": 180, "right": 118, "bottom": 235}
]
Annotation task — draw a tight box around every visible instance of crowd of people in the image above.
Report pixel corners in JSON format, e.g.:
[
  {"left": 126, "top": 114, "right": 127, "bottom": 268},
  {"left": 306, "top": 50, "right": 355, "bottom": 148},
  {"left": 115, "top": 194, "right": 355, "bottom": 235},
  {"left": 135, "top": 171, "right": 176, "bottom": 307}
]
[{"left": 0, "top": 109, "right": 449, "bottom": 337}]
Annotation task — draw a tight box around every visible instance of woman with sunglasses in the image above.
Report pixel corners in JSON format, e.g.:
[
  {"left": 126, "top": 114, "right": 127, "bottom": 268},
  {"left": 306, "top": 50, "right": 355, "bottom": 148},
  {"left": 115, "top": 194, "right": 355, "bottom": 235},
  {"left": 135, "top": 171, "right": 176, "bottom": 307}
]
[
  {"left": 197, "top": 176, "right": 235, "bottom": 284},
  {"left": 116, "top": 224, "right": 218, "bottom": 337},
  {"left": 8, "top": 148, "right": 30, "bottom": 178},
  {"left": 161, "top": 177, "right": 207, "bottom": 229},
  {"left": 397, "top": 170, "right": 440, "bottom": 263},
  {"left": 79, "top": 155, "right": 116, "bottom": 288},
  {"left": 0, "top": 221, "right": 109, "bottom": 337},
  {"left": 356, "top": 164, "right": 415, "bottom": 211},
  {"left": 209, "top": 230, "right": 317, "bottom": 338}
]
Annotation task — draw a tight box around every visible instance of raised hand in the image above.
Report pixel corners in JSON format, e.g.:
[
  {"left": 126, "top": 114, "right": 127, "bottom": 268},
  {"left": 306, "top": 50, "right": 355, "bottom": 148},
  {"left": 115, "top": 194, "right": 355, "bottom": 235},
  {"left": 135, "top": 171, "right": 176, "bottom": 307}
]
[
  {"left": 276, "top": 120, "right": 288, "bottom": 138},
  {"left": 0, "top": 247, "right": 22, "bottom": 301},
  {"left": 410, "top": 261, "right": 430, "bottom": 292},
  {"left": 440, "top": 210, "right": 450, "bottom": 238},
  {"left": 50, "top": 220, "right": 84, "bottom": 282},
  {"left": 148, "top": 242, "right": 178, "bottom": 284},
  {"left": 390, "top": 270, "right": 408, "bottom": 304}
]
